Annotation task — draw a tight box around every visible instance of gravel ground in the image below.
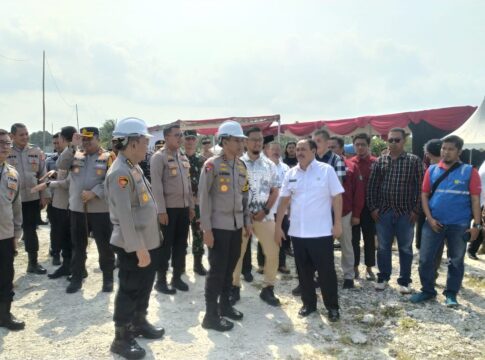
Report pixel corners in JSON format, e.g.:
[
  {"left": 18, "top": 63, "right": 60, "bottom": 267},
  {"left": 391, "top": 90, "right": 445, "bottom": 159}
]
[{"left": 1, "top": 221, "right": 484, "bottom": 360}]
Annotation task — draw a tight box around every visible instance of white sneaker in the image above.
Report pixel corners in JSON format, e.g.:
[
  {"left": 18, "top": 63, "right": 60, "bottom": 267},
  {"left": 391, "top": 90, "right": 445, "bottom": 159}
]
[
  {"left": 399, "top": 285, "right": 412, "bottom": 294},
  {"left": 375, "top": 281, "right": 388, "bottom": 291}
]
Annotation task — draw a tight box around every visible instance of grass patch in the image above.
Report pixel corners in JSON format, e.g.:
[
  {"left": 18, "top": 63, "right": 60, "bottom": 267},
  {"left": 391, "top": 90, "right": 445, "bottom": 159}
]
[
  {"left": 397, "top": 317, "right": 419, "bottom": 332},
  {"left": 381, "top": 306, "right": 402, "bottom": 318}
]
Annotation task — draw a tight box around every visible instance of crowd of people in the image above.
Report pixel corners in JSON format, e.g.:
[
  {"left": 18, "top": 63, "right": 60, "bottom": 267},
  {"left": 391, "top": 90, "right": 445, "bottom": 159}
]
[{"left": 0, "top": 119, "right": 483, "bottom": 359}]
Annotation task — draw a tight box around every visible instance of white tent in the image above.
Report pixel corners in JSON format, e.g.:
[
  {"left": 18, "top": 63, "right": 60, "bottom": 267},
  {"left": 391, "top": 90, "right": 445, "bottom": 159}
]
[{"left": 449, "top": 96, "right": 485, "bottom": 150}]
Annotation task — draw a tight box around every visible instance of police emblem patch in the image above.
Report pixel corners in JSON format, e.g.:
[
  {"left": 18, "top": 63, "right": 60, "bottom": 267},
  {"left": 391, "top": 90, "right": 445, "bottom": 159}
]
[{"left": 118, "top": 176, "right": 129, "bottom": 189}]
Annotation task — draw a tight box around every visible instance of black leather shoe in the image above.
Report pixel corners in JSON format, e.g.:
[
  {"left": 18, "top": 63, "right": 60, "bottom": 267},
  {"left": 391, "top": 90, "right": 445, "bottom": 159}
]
[
  {"left": 48, "top": 265, "right": 71, "bottom": 279},
  {"left": 0, "top": 303, "right": 25, "bottom": 331},
  {"left": 132, "top": 314, "right": 165, "bottom": 339},
  {"left": 66, "top": 280, "right": 82, "bottom": 294},
  {"left": 201, "top": 314, "right": 234, "bottom": 332},
  {"left": 328, "top": 309, "right": 340, "bottom": 322},
  {"left": 291, "top": 284, "right": 301, "bottom": 296},
  {"left": 229, "top": 286, "right": 240, "bottom": 305},
  {"left": 343, "top": 279, "right": 354, "bottom": 289},
  {"left": 298, "top": 305, "right": 317, "bottom": 317},
  {"left": 171, "top": 278, "right": 189, "bottom": 292},
  {"left": 220, "top": 304, "right": 243, "bottom": 320},
  {"left": 27, "top": 263, "right": 47, "bottom": 275},
  {"left": 154, "top": 281, "right": 176, "bottom": 295},
  {"left": 260, "top": 286, "right": 280, "bottom": 306},
  {"left": 242, "top": 272, "right": 254, "bottom": 282}
]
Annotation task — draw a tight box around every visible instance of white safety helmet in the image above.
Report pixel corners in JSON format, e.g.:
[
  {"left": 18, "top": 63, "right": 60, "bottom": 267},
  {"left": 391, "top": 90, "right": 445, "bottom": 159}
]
[
  {"left": 112, "top": 117, "right": 153, "bottom": 139},
  {"left": 216, "top": 120, "right": 247, "bottom": 140}
]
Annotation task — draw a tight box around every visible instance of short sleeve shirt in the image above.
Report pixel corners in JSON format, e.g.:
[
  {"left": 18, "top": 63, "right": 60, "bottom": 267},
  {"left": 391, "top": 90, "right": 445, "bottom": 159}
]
[
  {"left": 281, "top": 159, "right": 344, "bottom": 237},
  {"left": 241, "top": 153, "right": 280, "bottom": 221}
]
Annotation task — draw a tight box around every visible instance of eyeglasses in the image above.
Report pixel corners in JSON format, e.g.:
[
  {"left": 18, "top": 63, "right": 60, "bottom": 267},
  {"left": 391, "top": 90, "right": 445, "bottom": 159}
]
[
  {"left": 248, "top": 138, "right": 263, "bottom": 143},
  {"left": 0, "top": 140, "right": 12, "bottom": 147},
  {"left": 202, "top": 142, "right": 211, "bottom": 145},
  {"left": 388, "top": 138, "right": 402, "bottom": 144}
]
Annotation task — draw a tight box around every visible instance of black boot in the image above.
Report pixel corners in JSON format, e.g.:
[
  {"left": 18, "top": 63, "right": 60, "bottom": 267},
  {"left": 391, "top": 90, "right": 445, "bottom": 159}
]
[
  {"left": 154, "top": 273, "right": 176, "bottom": 295},
  {"left": 193, "top": 255, "right": 207, "bottom": 276},
  {"left": 131, "top": 312, "right": 165, "bottom": 339},
  {"left": 48, "top": 262, "right": 71, "bottom": 279},
  {"left": 219, "top": 296, "right": 243, "bottom": 320},
  {"left": 27, "top": 252, "right": 47, "bottom": 275},
  {"left": 102, "top": 272, "right": 114, "bottom": 293},
  {"left": 110, "top": 325, "right": 146, "bottom": 360},
  {"left": 0, "top": 302, "right": 25, "bottom": 331},
  {"left": 202, "top": 303, "right": 233, "bottom": 332}
]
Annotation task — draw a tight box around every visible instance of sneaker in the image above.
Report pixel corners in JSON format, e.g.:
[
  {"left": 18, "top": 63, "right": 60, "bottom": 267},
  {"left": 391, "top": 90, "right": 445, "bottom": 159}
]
[
  {"left": 365, "top": 269, "right": 376, "bottom": 281},
  {"left": 375, "top": 280, "right": 388, "bottom": 291},
  {"left": 410, "top": 292, "right": 436, "bottom": 303},
  {"left": 467, "top": 251, "right": 479, "bottom": 260},
  {"left": 445, "top": 293, "right": 459, "bottom": 308},
  {"left": 399, "top": 285, "right": 412, "bottom": 295}
]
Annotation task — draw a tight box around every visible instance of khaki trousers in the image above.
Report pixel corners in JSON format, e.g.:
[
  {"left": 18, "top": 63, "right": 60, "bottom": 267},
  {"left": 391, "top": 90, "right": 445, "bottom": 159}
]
[
  {"left": 233, "top": 221, "right": 279, "bottom": 287},
  {"left": 339, "top": 212, "right": 355, "bottom": 280}
]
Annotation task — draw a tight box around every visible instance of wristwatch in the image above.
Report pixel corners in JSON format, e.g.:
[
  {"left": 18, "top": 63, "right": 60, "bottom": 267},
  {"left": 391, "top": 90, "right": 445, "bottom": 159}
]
[
  {"left": 263, "top": 207, "right": 270, "bottom": 215},
  {"left": 472, "top": 223, "right": 483, "bottom": 230}
]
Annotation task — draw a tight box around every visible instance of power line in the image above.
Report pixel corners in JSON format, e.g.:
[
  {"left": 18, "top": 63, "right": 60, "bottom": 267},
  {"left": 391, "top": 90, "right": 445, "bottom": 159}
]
[{"left": 45, "top": 56, "right": 75, "bottom": 109}]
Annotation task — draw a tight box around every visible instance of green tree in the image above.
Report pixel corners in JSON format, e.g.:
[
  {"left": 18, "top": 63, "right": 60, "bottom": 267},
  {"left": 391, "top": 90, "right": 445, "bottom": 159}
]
[
  {"left": 29, "top": 131, "right": 52, "bottom": 151},
  {"left": 99, "top": 119, "right": 117, "bottom": 148}
]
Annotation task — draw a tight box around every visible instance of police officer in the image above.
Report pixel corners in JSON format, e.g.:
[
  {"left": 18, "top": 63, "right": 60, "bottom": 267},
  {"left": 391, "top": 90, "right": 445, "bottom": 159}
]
[
  {"left": 150, "top": 124, "right": 195, "bottom": 294},
  {"left": 57, "top": 127, "right": 116, "bottom": 294},
  {"left": 7, "top": 123, "right": 50, "bottom": 274},
  {"left": 0, "top": 128, "right": 25, "bottom": 331},
  {"left": 32, "top": 126, "right": 77, "bottom": 279},
  {"left": 199, "top": 120, "right": 252, "bottom": 332},
  {"left": 184, "top": 129, "right": 207, "bottom": 275},
  {"left": 105, "top": 118, "right": 164, "bottom": 360}
]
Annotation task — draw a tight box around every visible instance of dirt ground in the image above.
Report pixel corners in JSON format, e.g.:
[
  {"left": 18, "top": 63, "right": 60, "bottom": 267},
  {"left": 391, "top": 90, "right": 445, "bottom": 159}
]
[{"left": 1, "top": 219, "right": 484, "bottom": 360}]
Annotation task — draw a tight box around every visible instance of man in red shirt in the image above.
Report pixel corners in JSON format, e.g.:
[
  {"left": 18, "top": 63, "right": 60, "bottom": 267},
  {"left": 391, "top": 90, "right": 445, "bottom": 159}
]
[
  {"left": 349, "top": 133, "right": 378, "bottom": 280},
  {"left": 328, "top": 137, "right": 365, "bottom": 289}
]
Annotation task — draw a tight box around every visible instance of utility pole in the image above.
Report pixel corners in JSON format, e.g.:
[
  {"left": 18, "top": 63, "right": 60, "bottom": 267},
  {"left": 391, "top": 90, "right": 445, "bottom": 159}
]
[
  {"left": 42, "top": 50, "right": 46, "bottom": 150},
  {"left": 76, "top": 104, "right": 79, "bottom": 131}
]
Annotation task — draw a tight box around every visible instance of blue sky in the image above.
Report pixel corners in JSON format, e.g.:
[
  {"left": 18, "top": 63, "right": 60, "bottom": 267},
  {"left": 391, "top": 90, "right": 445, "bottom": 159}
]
[{"left": 0, "top": 0, "right": 483, "bottom": 132}]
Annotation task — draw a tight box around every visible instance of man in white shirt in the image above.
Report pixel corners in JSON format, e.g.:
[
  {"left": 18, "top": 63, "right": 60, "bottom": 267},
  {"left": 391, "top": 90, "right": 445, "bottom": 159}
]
[{"left": 275, "top": 139, "right": 344, "bottom": 322}]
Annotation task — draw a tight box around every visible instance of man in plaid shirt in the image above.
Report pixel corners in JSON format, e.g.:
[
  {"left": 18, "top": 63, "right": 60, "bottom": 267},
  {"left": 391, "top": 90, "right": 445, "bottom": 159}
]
[
  {"left": 313, "top": 129, "right": 346, "bottom": 183},
  {"left": 367, "top": 128, "right": 424, "bottom": 294}
]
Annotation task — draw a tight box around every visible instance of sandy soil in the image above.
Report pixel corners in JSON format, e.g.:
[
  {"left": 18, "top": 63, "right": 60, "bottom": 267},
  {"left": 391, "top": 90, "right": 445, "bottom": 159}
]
[{"left": 1, "top": 220, "right": 484, "bottom": 360}]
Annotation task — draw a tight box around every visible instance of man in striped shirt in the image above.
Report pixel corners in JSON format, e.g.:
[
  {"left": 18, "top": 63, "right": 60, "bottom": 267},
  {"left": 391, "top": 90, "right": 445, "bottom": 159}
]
[{"left": 367, "top": 128, "right": 424, "bottom": 294}]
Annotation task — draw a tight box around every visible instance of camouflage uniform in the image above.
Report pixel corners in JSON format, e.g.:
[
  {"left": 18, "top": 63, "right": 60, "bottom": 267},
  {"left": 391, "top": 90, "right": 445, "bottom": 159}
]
[{"left": 187, "top": 153, "right": 205, "bottom": 256}]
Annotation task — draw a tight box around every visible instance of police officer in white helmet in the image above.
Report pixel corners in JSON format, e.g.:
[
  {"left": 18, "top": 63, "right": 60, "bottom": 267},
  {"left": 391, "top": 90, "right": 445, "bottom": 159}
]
[
  {"left": 198, "top": 120, "right": 252, "bottom": 332},
  {"left": 105, "top": 117, "right": 164, "bottom": 359}
]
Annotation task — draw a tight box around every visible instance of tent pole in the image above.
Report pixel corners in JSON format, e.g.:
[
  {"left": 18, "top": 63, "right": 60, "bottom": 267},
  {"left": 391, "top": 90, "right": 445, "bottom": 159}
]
[
  {"left": 469, "top": 150, "right": 473, "bottom": 165},
  {"left": 277, "top": 117, "right": 281, "bottom": 143}
]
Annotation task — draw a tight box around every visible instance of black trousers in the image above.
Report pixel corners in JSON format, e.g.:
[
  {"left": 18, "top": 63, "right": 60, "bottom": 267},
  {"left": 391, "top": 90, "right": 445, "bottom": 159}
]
[
  {"left": 112, "top": 246, "right": 160, "bottom": 326},
  {"left": 205, "top": 228, "right": 242, "bottom": 305},
  {"left": 159, "top": 207, "right": 190, "bottom": 279},
  {"left": 46, "top": 204, "right": 57, "bottom": 254},
  {"left": 50, "top": 207, "right": 72, "bottom": 260},
  {"left": 351, "top": 206, "right": 376, "bottom": 267},
  {"left": 415, "top": 211, "right": 426, "bottom": 250},
  {"left": 70, "top": 211, "right": 114, "bottom": 280},
  {"left": 0, "top": 238, "right": 14, "bottom": 302},
  {"left": 258, "top": 215, "right": 290, "bottom": 268},
  {"left": 21, "top": 200, "right": 40, "bottom": 254},
  {"left": 292, "top": 235, "right": 339, "bottom": 310},
  {"left": 242, "top": 235, "right": 252, "bottom": 275}
]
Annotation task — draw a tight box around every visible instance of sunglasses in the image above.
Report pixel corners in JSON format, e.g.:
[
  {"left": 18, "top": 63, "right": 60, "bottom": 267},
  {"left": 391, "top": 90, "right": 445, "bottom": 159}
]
[
  {"left": 202, "top": 141, "right": 211, "bottom": 145},
  {"left": 388, "top": 138, "right": 402, "bottom": 144}
]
